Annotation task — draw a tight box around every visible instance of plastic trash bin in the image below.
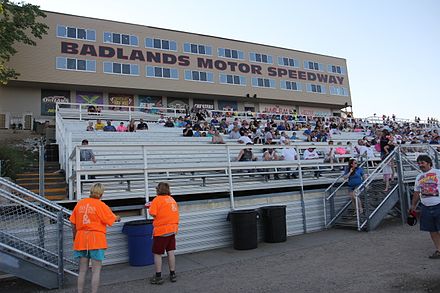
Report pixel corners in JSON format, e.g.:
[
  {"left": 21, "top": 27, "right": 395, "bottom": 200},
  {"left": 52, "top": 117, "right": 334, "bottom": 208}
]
[
  {"left": 260, "top": 205, "right": 287, "bottom": 243},
  {"left": 122, "top": 219, "right": 154, "bottom": 266},
  {"left": 228, "top": 209, "right": 258, "bottom": 250}
]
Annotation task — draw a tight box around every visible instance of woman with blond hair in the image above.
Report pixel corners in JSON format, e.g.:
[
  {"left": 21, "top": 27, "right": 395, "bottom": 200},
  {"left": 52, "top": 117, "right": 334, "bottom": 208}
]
[{"left": 70, "top": 183, "right": 120, "bottom": 293}]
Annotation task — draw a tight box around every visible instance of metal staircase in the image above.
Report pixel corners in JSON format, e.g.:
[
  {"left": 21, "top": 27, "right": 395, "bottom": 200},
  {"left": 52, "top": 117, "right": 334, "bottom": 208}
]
[
  {"left": 0, "top": 177, "right": 78, "bottom": 289},
  {"left": 324, "top": 148, "right": 410, "bottom": 231}
]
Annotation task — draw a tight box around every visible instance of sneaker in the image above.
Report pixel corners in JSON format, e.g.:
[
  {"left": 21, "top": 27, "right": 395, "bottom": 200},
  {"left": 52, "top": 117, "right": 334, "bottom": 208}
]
[
  {"left": 429, "top": 251, "right": 440, "bottom": 259},
  {"left": 170, "top": 274, "right": 177, "bottom": 282},
  {"left": 150, "top": 276, "right": 164, "bottom": 285}
]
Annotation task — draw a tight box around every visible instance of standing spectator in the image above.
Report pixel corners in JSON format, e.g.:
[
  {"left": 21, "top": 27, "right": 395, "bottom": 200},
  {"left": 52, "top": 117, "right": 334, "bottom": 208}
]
[
  {"left": 343, "top": 158, "right": 367, "bottom": 214},
  {"left": 137, "top": 118, "right": 149, "bottom": 130},
  {"left": 148, "top": 182, "right": 180, "bottom": 284},
  {"left": 410, "top": 155, "right": 440, "bottom": 259},
  {"left": 69, "top": 183, "right": 120, "bottom": 293},
  {"left": 80, "top": 139, "right": 96, "bottom": 164},
  {"left": 116, "top": 122, "right": 127, "bottom": 132},
  {"left": 383, "top": 159, "right": 393, "bottom": 192},
  {"left": 103, "top": 120, "right": 116, "bottom": 132}
]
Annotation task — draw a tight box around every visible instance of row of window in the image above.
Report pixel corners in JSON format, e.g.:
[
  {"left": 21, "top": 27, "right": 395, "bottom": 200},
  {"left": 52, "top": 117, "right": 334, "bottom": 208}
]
[
  {"left": 55, "top": 57, "right": 348, "bottom": 96},
  {"left": 56, "top": 24, "right": 346, "bottom": 74}
]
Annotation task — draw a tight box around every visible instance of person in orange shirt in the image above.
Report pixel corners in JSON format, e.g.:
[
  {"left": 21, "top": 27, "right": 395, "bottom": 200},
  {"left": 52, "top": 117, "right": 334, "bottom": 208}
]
[
  {"left": 148, "top": 182, "right": 180, "bottom": 285},
  {"left": 69, "top": 183, "right": 120, "bottom": 293}
]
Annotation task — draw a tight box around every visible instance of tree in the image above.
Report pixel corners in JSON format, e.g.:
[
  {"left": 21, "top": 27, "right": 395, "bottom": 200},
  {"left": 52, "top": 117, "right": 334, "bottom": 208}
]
[{"left": 0, "top": 0, "right": 48, "bottom": 85}]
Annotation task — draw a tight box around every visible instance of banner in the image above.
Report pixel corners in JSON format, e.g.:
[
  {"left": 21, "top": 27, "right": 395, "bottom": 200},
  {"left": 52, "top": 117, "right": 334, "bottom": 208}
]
[
  {"left": 259, "top": 103, "right": 295, "bottom": 114},
  {"left": 193, "top": 99, "right": 214, "bottom": 110},
  {"left": 108, "top": 94, "right": 134, "bottom": 110},
  {"left": 76, "top": 91, "right": 103, "bottom": 105},
  {"left": 299, "top": 107, "right": 331, "bottom": 117},
  {"left": 167, "top": 97, "right": 189, "bottom": 109},
  {"left": 218, "top": 100, "right": 238, "bottom": 111},
  {"left": 41, "top": 89, "right": 70, "bottom": 116}
]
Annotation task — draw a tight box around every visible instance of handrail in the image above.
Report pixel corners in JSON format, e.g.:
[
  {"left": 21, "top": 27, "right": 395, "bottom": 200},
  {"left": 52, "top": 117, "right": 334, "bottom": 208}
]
[{"left": 0, "top": 177, "right": 71, "bottom": 217}]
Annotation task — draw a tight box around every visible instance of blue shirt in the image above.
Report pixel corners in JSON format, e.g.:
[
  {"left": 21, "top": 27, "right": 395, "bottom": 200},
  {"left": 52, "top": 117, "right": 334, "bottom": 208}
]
[{"left": 345, "top": 167, "right": 364, "bottom": 187}]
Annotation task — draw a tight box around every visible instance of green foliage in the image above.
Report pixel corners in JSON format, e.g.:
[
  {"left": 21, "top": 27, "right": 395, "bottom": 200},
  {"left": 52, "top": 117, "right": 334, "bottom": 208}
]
[
  {"left": 0, "top": 0, "right": 48, "bottom": 85},
  {"left": 0, "top": 144, "right": 36, "bottom": 179}
]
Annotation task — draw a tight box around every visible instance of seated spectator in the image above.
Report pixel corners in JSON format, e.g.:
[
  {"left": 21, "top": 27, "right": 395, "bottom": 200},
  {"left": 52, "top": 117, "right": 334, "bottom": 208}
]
[
  {"left": 116, "top": 122, "right": 127, "bottom": 132},
  {"left": 263, "top": 148, "right": 280, "bottom": 180},
  {"left": 87, "top": 105, "right": 97, "bottom": 113},
  {"left": 303, "top": 146, "right": 321, "bottom": 178},
  {"left": 238, "top": 132, "right": 253, "bottom": 144},
  {"left": 279, "top": 131, "right": 289, "bottom": 145},
  {"left": 211, "top": 130, "right": 225, "bottom": 144},
  {"left": 95, "top": 119, "right": 105, "bottom": 131},
  {"left": 157, "top": 114, "right": 166, "bottom": 125},
  {"left": 237, "top": 143, "right": 257, "bottom": 162},
  {"left": 164, "top": 118, "right": 175, "bottom": 127},
  {"left": 280, "top": 139, "right": 298, "bottom": 179},
  {"left": 103, "top": 120, "right": 116, "bottom": 132},
  {"left": 127, "top": 119, "right": 136, "bottom": 132},
  {"left": 136, "top": 118, "right": 149, "bottom": 130},
  {"left": 80, "top": 139, "right": 96, "bottom": 163},
  {"left": 210, "top": 116, "right": 220, "bottom": 128},
  {"left": 290, "top": 132, "right": 298, "bottom": 140},
  {"left": 183, "top": 124, "right": 193, "bottom": 137},
  {"left": 86, "top": 121, "right": 94, "bottom": 131},
  {"left": 324, "top": 140, "right": 336, "bottom": 164},
  {"left": 229, "top": 127, "right": 241, "bottom": 139}
]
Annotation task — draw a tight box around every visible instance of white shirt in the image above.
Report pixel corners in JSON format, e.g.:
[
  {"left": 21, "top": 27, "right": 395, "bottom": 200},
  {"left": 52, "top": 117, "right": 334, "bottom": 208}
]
[
  {"left": 281, "top": 147, "right": 297, "bottom": 161},
  {"left": 238, "top": 135, "right": 252, "bottom": 145},
  {"left": 303, "top": 149, "right": 319, "bottom": 160},
  {"left": 414, "top": 168, "right": 440, "bottom": 206}
]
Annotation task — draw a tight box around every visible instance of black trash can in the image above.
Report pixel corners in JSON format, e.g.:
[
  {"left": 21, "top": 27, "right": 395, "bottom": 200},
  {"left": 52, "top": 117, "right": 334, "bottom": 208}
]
[
  {"left": 260, "top": 205, "right": 287, "bottom": 243},
  {"left": 122, "top": 219, "right": 154, "bottom": 266},
  {"left": 228, "top": 209, "right": 258, "bottom": 250}
]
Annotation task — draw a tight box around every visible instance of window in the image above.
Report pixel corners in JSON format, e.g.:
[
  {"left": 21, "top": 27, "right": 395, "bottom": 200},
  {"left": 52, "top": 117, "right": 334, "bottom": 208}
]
[
  {"left": 56, "top": 57, "right": 96, "bottom": 72},
  {"left": 145, "top": 38, "right": 177, "bottom": 51},
  {"left": 146, "top": 66, "right": 178, "bottom": 79},
  {"left": 251, "top": 77, "right": 275, "bottom": 88},
  {"left": 306, "top": 83, "right": 326, "bottom": 94},
  {"left": 56, "top": 25, "right": 96, "bottom": 41},
  {"left": 327, "top": 64, "right": 346, "bottom": 75},
  {"left": 278, "top": 57, "right": 299, "bottom": 68},
  {"left": 183, "top": 43, "right": 212, "bottom": 55},
  {"left": 103, "top": 62, "right": 139, "bottom": 75},
  {"left": 104, "top": 32, "right": 139, "bottom": 46},
  {"left": 329, "top": 86, "right": 349, "bottom": 96},
  {"left": 184, "top": 70, "right": 213, "bottom": 82},
  {"left": 280, "top": 80, "right": 301, "bottom": 91},
  {"left": 249, "top": 52, "right": 273, "bottom": 64},
  {"left": 218, "top": 48, "right": 244, "bottom": 60},
  {"left": 304, "top": 60, "right": 324, "bottom": 71},
  {"left": 219, "top": 74, "right": 246, "bottom": 85}
]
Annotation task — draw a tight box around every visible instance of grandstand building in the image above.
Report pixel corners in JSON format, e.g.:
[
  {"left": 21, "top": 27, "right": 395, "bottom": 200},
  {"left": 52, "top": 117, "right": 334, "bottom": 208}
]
[{"left": 0, "top": 11, "right": 351, "bottom": 128}]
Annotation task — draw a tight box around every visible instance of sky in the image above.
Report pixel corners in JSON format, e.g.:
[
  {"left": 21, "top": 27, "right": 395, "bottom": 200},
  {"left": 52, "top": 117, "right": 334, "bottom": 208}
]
[{"left": 24, "top": 0, "right": 440, "bottom": 120}]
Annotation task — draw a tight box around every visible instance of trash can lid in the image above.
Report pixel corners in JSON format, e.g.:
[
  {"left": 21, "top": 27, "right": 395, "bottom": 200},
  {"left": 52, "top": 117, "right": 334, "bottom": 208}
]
[
  {"left": 229, "top": 209, "right": 257, "bottom": 214},
  {"left": 124, "top": 219, "right": 153, "bottom": 226},
  {"left": 260, "top": 205, "right": 286, "bottom": 210}
]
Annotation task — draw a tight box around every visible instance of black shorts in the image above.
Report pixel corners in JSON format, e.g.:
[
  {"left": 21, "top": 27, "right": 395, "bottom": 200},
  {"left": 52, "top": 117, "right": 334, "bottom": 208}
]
[{"left": 152, "top": 234, "right": 176, "bottom": 255}]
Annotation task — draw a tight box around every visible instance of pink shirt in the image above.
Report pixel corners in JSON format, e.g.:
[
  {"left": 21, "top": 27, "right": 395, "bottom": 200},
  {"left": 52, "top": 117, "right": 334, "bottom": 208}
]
[{"left": 116, "top": 125, "right": 127, "bottom": 132}]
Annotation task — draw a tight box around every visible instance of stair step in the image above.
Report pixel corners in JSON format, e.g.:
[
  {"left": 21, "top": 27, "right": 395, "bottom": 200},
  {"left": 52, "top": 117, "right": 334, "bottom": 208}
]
[
  {"left": 31, "top": 187, "right": 67, "bottom": 194},
  {"left": 16, "top": 172, "right": 64, "bottom": 178},
  {"left": 45, "top": 195, "right": 68, "bottom": 201}
]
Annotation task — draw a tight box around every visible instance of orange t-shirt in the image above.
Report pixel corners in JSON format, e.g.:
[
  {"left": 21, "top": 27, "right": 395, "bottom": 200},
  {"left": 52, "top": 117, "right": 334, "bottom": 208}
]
[
  {"left": 69, "top": 198, "right": 116, "bottom": 250},
  {"left": 148, "top": 195, "right": 179, "bottom": 236}
]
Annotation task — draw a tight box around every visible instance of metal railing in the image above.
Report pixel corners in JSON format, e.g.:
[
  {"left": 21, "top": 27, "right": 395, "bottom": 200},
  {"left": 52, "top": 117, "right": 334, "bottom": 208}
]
[{"left": 0, "top": 177, "right": 78, "bottom": 287}]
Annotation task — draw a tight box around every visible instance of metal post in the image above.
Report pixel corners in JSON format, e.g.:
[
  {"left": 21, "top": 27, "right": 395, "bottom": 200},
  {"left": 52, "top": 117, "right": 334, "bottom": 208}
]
[
  {"left": 39, "top": 140, "right": 45, "bottom": 198},
  {"left": 433, "top": 147, "right": 440, "bottom": 169},
  {"left": 142, "top": 146, "right": 151, "bottom": 219},
  {"left": 57, "top": 210, "right": 64, "bottom": 288},
  {"left": 226, "top": 146, "right": 235, "bottom": 210},
  {"left": 296, "top": 146, "right": 307, "bottom": 233},
  {"left": 395, "top": 148, "right": 407, "bottom": 224}
]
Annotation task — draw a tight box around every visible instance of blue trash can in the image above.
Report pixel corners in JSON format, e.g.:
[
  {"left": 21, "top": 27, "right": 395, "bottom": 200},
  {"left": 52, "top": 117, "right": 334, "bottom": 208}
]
[{"left": 122, "top": 219, "right": 154, "bottom": 266}]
